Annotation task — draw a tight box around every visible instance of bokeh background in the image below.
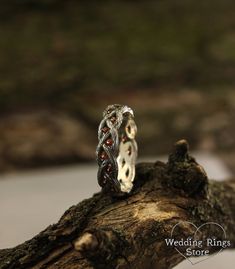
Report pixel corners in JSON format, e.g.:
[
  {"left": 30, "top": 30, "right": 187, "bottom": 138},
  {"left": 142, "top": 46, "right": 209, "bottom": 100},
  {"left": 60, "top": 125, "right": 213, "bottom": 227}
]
[
  {"left": 0, "top": 1, "right": 235, "bottom": 267},
  {"left": 0, "top": 0, "right": 235, "bottom": 172}
]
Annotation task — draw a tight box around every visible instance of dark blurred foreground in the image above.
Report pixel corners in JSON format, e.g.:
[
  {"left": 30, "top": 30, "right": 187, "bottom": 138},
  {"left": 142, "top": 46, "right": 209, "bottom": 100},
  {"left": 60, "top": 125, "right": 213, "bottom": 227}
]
[{"left": 0, "top": 0, "right": 235, "bottom": 172}]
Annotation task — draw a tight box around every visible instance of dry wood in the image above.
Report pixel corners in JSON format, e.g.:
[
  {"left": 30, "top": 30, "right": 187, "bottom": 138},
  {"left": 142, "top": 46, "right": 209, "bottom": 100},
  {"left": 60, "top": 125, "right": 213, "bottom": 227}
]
[{"left": 0, "top": 140, "right": 234, "bottom": 269}]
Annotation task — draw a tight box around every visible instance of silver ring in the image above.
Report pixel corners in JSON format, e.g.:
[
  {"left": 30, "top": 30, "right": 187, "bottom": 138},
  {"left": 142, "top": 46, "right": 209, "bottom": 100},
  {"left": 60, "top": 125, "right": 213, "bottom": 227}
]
[{"left": 96, "top": 104, "right": 138, "bottom": 196}]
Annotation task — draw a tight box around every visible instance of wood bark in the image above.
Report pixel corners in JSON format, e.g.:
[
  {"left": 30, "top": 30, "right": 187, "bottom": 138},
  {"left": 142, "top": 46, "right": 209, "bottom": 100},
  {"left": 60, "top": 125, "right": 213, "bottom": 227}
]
[{"left": 0, "top": 140, "right": 234, "bottom": 269}]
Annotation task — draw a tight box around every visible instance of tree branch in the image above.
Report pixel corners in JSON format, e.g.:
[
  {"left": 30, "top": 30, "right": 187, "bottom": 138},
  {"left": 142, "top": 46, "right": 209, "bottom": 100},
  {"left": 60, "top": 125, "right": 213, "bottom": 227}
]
[{"left": 0, "top": 140, "right": 234, "bottom": 269}]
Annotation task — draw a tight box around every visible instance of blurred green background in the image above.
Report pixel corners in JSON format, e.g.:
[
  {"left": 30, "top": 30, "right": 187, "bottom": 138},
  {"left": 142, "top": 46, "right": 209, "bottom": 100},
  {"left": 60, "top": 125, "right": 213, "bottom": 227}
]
[{"left": 0, "top": 0, "right": 235, "bottom": 172}]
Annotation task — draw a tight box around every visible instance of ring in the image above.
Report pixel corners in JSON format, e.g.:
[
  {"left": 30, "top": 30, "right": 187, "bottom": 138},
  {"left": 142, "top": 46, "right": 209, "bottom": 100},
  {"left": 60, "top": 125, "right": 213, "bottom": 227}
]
[{"left": 96, "top": 104, "right": 138, "bottom": 196}]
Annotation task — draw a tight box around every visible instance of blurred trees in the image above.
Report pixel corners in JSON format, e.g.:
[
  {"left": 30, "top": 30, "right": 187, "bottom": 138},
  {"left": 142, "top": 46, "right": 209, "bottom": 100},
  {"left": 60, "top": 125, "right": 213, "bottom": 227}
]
[{"left": 0, "top": 0, "right": 235, "bottom": 171}]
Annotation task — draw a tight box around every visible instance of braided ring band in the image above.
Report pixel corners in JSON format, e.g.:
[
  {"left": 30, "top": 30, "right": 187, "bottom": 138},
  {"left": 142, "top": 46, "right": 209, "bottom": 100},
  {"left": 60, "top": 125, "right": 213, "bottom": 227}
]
[{"left": 96, "top": 104, "right": 138, "bottom": 196}]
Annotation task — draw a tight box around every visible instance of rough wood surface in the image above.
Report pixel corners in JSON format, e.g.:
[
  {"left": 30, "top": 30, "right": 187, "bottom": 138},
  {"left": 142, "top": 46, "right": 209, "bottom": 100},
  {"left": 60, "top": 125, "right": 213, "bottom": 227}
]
[{"left": 0, "top": 140, "right": 234, "bottom": 269}]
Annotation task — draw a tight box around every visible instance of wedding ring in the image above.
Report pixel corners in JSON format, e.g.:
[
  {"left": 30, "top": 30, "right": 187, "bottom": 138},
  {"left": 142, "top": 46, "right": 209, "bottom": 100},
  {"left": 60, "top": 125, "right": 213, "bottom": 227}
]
[{"left": 96, "top": 104, "right": 138, "bottom": 196}]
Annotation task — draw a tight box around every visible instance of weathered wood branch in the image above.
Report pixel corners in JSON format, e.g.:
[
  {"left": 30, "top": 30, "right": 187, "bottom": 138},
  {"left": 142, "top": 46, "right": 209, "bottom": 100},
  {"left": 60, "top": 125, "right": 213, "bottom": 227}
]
[{"left": 0, "top": 140, "right": 234, "bottom": 269}]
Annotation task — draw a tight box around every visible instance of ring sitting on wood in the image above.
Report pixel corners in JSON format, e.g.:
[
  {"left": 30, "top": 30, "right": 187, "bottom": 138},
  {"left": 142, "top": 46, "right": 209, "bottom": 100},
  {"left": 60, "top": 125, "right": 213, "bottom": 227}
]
[{"left": 96, "top": 104, "right": 138, "bottom": 196}]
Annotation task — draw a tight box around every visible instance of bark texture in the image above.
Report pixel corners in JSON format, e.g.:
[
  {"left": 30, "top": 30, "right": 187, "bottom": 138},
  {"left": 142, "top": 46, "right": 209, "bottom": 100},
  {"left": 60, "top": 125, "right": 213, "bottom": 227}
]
[{"left": 0, "top": 140, "right": 234, "bottom": 269}]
